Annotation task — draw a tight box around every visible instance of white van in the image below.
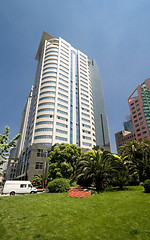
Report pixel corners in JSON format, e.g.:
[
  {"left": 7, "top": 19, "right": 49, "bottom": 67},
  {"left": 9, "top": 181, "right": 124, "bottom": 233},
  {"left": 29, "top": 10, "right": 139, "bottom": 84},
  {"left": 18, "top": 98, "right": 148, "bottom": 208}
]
[{"left": 2, "top": 181, "right": 37, "bottom": 196}]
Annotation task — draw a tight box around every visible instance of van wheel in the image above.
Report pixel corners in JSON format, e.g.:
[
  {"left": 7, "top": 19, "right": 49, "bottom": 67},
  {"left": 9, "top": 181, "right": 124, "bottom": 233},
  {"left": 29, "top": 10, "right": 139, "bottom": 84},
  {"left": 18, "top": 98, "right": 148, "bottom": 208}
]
[
  {"left": 30, "top": 191, "right": 35, "bottom": 194},
  {"left": 10, "top": 191, "right": 15, "bottom": 196}
]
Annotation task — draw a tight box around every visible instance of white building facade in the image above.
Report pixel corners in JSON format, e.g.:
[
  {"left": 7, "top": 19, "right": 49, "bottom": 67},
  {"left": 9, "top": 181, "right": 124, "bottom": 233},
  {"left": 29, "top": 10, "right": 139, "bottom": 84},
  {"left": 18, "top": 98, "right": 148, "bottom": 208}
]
[
  {"left": 25, "top": 32, "right": 96, "bottom": 149},
  {"left": 14, "top": 32, "right": 111, "bottom": 180}
]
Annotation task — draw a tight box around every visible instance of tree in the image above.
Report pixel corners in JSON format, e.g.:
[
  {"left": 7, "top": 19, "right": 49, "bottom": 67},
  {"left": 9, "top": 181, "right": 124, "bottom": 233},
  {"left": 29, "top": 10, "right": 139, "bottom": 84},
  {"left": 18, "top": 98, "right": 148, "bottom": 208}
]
[
  {"left": 0, "top": 126, "right": 21, "bottom": 165},
  {"left": 119, "top": 140, "right": 150, "bottom": 182},
  {"left": 48, "top": 143, "right": 83, "bottom": 181},
  {"left": 71, "top": 150, "right": 121, "bottom": 191}
]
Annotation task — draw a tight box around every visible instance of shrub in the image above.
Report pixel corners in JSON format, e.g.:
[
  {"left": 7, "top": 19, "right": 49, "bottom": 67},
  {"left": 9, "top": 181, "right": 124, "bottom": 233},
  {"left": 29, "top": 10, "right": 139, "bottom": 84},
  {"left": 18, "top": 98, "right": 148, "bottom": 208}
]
[
  {"left": 143, "top": 179, "right": 150, "bottom": 193},
  {"left": 47, "top": 178, "right": 70, "bottom": 193},
  {"left": 32, "top": 175, "right": 43, "bottom": 188}
]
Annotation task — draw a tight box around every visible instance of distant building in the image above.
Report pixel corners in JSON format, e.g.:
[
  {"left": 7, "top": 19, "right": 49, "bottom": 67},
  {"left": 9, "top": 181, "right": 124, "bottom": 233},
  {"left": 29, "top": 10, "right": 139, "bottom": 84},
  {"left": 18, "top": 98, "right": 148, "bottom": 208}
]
[
  {"left": 15, "top": 32, "right": 110, "bottom": 181},
  {"left": 115, "top": 130, "right": 136, "bottom": 154},
  {"left": 128, "top": 78, "right": 150, "bottom": 141},
  {"left": 90, "top": 60, "right": 110, "bottom": 151},
  {"left": 4, "top": 148, "right": 17, "bottom": 181},
  {"left": 123, "top": 115, "right": 134, "bottom": 132}
]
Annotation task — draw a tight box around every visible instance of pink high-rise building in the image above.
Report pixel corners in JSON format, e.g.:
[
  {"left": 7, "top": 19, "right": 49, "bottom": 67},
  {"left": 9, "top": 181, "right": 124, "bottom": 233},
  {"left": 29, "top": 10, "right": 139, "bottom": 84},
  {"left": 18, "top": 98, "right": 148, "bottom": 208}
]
[{"left": 128, "top": 78, "right": 150, "bottom": 141}]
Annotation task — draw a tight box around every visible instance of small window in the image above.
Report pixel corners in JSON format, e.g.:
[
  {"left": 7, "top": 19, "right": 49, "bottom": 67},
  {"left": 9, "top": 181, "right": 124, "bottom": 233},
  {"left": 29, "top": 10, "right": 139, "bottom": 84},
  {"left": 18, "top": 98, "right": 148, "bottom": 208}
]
[
  {"left": 35, "top": 162, "right": 43, "bottom": 169},
  {"left": 20, "top": 184, "right": 27, "bottom": 188},
  {"left": 139, "top": 117, "right": 143, "bottom": 120}
]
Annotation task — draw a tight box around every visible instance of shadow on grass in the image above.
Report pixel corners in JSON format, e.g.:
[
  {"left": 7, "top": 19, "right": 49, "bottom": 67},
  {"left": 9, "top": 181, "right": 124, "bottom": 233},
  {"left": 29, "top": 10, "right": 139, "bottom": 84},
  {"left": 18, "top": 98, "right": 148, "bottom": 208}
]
[{"left": 96, "top": 186, "right": 130, "bottom": 194}]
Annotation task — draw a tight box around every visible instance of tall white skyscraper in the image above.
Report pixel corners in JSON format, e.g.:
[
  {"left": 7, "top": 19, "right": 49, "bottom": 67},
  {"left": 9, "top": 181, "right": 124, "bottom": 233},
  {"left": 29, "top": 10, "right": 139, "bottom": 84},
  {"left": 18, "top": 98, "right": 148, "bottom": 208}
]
[
  {"left": 28, "top": 31, "right": 96, "bottom": 148},
  {"left": 15, "top": 32, "right": 110, "bottom": 180}
]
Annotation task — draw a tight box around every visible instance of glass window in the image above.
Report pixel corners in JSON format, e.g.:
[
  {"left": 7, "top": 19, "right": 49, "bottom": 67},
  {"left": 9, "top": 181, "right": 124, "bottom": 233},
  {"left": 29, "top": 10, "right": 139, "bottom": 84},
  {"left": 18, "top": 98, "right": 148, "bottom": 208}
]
[
  {"left": 58, "top": 87, "right": 68, "bottom": 93},
  {"left": 81, "top": 97, "right": 89, "bottom": 103},
  {"left": 57, "top": 109, "right": 68, "bottom": 115},
  {"left": 83, "top": 142, "right": 91, "bottom": 146},
  {"left": 82, "top": 136, "right": 91, "bottom": 140},
  {"left": 57, "top": 103, "right": 68, "bottom": 109},
  {"left": 35, "top": 162, "right": 43, "bottom": 169},
  {"left": 56, "top": 129, "right": 67, "bottom": 134},
  {"left": 55, "top": 136, "right": 67, "bottom": 141},
  {"left": 58, "top": 92, "right": 68, "bottom": 99},
  {"left": 81, "top": 112, "right": 90, "bottom": 118},
  {"left": 143, "top": 131, "right": 147, "bottom": 134},
  {"left": 34, "top": 135, "right": 52, "bottom": 140},
  {"left": 39, "top": 97, "right": 55, "bottom": 101},
  {"left": 36, "top": 121, "right": 53, "bottom": 125},
  {"left": 20, "top": 184, "right": 27, "bottom": 188},
  {"left": 57, "top": 116, "right": 68, "bottom": 121},
  {"left": 56, "top": 122, "right": 68, "bottom": 128},
  {"left": 37, "top": 114, "right": 54, "bottom": 119},
  {"left": 58, "top": 98, "right": 68, "bottom": 104},
  {"left": 38, "top": 102, "right": 54, "bottom": 107},
  {"left": 38, "top": 108, "right": 54, "bottom": 113},
  {"left": 82, "top": 118, "right": 90, "bottom": 123},
  {"left": 59, "top": 82, "right": 68, "bottom": 89},
  {"left": 40, "top": 91, "right": 55, "bottom": 96},
  {"left": 35, "top": 128, "right": 53, "bottom": 132},
  {"left": 41, "top": 86, "right": 56, "bottom": 90}
]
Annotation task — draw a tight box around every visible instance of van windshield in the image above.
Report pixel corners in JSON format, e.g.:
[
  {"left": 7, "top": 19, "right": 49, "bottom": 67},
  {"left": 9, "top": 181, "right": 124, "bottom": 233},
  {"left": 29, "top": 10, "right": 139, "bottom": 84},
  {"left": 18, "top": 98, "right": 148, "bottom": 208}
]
[{"left": 28, "top": 184, "right": 32, "bottom": 188}]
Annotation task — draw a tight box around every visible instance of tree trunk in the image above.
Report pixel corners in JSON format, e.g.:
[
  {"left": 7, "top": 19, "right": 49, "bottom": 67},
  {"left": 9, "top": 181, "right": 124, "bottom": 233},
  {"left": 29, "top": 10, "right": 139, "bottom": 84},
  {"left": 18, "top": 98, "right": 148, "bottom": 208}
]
[{"left": 95, "top": 178, "right": 105, "bottom": 191}]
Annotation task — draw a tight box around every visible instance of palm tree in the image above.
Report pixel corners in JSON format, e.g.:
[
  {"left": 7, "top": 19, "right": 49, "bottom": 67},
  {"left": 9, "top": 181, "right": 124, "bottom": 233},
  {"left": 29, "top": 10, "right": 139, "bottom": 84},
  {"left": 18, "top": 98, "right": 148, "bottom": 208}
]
[
  {"left": 119, "top": 140, "right": 150, "bottom": 182},
  {"left": 71, "top": 150, "right": 120, "bottom": 191}
]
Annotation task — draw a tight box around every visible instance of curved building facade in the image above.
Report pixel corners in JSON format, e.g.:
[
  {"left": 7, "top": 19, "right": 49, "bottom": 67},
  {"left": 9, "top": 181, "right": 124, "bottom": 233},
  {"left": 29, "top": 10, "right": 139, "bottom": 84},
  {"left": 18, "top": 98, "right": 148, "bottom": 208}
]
[
  {"left": 15, "top": 32, "right": 110, "bottom": 180},
  {"left": 22, "top": 32, "right": 96, "bottom": 150}
]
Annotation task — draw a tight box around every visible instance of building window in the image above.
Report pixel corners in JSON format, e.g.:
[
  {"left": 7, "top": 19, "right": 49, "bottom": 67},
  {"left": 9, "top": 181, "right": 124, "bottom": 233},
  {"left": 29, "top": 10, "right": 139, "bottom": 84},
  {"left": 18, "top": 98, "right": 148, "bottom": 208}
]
[
  {"left": 35, "top": 162, "right": 43, "bottom": 169},
  {"left": 82, "top": 136, "right": 91, "bottom": 140},
  {"left": 37, "top": 149, "right": 51, "bottom": 158},
  {"left": 56, "top": 129, "right": 67, "bottom": 134},
  {"left": 143, "top": 131, "right": 147, "bottom": 134},
  {"left": 35, "top": 128, "right": 53, "bottom": 132},
  {"left": 55, "top": 136, "right": 67, "bottom": 141},
  {"left": 56, "top": 122, "right": 68, "bottom": 128},
  {"left": 57, "top": 109, "right": 68, "bottom": 115},
  {"left": 34, "top": 135, "right": 52, "bottom": 140}
]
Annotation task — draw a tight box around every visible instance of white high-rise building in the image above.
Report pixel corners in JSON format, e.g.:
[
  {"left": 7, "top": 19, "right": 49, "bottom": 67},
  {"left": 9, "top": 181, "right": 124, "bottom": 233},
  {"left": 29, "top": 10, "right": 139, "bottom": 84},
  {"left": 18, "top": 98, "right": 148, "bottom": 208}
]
[
  {"left": 27, "top": 31, "right": 96, "bottom": 148},
  {"left": 15, "top": 32, "right": 110, "bottom": 180}
]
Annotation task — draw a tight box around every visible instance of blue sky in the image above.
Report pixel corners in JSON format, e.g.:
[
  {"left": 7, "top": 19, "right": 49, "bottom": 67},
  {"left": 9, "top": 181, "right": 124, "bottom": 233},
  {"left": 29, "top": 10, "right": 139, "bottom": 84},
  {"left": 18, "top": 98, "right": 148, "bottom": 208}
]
[{"left": 0, "top": 0, "right": 150, "bottom": 153}]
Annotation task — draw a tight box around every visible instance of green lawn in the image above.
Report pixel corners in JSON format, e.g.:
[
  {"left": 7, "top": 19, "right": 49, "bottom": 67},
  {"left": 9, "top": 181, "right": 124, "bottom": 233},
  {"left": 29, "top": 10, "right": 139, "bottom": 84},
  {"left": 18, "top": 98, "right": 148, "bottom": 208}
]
[{"left": 0, "top": 186, "right": 150, "bottom": 240}]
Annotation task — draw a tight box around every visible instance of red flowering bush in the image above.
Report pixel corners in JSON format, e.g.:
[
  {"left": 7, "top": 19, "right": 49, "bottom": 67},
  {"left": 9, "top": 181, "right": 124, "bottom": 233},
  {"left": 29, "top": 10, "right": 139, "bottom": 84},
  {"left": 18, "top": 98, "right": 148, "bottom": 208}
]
[{"left": 68, "top": 188, "right": 91, "bottom": 198}]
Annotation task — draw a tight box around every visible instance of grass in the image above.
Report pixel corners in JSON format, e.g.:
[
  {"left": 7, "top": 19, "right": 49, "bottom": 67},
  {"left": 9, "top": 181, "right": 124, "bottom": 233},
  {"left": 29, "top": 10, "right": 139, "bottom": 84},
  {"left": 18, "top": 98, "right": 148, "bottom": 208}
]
[{"left": 0, "top": 186, "right": 150, "bottom": 240}]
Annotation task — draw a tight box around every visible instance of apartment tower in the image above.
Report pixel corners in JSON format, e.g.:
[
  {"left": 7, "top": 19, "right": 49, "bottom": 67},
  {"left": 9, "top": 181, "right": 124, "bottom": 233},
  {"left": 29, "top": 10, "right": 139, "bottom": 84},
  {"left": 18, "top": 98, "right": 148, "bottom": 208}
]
[
  {"left": 128, "top": 78, "right": 150, "bottom": 141},
  {"left": 15, "top": 32, "right": 110, "bottom": 180}
]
